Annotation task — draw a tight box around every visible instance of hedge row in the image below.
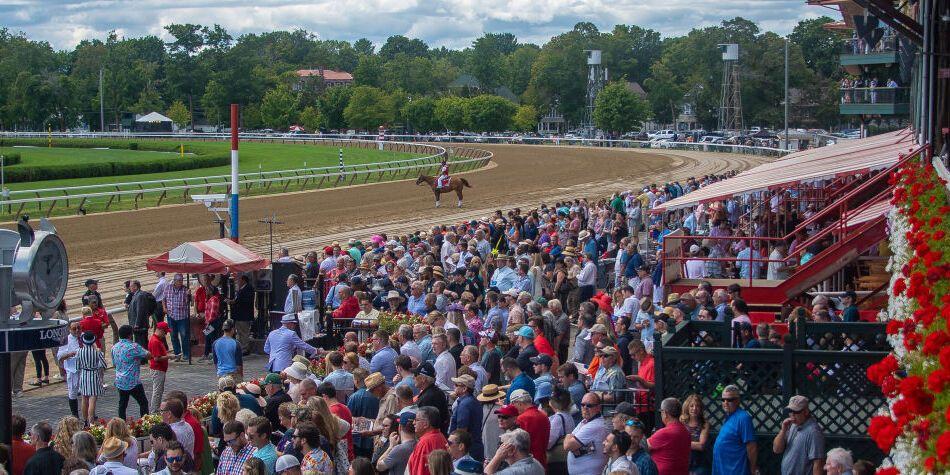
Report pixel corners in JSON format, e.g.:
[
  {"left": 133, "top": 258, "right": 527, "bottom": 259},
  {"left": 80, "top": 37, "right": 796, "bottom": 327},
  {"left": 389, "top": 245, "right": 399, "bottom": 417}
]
[
  {"left": 0, "top": 138, "right": 186, "bottom": 153},
  {"left": 3, "top": 153, "right": 229, "bottom": 183},
  {"left": 0, "top": 153, "right": 22, "bottom": 165},
  {"left": 0, "top": 138, "right": 225, "bottom": 183}
]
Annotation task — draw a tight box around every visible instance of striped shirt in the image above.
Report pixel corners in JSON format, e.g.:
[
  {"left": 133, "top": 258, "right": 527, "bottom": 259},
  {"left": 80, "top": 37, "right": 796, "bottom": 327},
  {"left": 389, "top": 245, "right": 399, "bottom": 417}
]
[
  {"left": 164, "top": 285, "right": 191, "bottom": 321},
  {"left": 217, "top": 443, "right": 256, "bottom": 475}
]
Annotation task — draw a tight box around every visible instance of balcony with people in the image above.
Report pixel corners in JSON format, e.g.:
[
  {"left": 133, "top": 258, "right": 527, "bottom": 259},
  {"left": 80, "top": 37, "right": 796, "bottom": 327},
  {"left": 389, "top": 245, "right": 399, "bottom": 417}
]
[
  {"left": 838, "top": 76, "right": 909, "bottom": 115},
  {"left": 840, "top": 33, "right": 898, "bottom": 66}
]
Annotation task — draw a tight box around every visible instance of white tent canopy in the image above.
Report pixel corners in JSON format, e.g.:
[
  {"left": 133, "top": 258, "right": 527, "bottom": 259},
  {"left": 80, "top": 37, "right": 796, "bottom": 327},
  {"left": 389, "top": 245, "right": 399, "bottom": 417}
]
[{"left": 136, "top": 111, "right": 173, "bottom": 123}]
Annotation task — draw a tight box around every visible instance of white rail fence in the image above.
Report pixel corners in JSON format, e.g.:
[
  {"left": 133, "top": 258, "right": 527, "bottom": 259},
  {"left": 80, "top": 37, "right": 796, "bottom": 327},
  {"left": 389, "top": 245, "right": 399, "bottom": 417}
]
[{"left": 0, "top": 135, "right": 492, "bottom": 218}]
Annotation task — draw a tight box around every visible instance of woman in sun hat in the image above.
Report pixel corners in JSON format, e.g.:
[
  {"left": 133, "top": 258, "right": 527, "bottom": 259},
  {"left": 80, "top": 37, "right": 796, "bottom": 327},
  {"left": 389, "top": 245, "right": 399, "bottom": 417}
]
[
  {"left": 476, "top": 384, "right": 507, "bottom": 459},
  {"left": 75, "top": 331, "right": 107, "bottom": 426}
]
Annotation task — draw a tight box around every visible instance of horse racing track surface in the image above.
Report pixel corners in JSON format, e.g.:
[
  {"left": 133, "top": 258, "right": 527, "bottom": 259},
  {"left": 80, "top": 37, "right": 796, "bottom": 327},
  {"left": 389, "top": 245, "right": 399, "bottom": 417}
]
[{"left": 12, "top": 144, "right": 771, "bottom": 309}]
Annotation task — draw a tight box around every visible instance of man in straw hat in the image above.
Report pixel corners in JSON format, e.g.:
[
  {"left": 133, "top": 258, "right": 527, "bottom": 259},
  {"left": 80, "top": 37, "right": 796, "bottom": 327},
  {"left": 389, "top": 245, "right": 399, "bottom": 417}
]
[
  {"left": 92, "top": 436, "right": 135, "bottom": 474},
  {"left": 349, "top": 372, "right": 387, "bottom": 457},
  {"left": 263, "top": 314, "right": 317, "bottom": 373},
  {"left": 476, "top": 383, "right": 506, "bottom": 457}
]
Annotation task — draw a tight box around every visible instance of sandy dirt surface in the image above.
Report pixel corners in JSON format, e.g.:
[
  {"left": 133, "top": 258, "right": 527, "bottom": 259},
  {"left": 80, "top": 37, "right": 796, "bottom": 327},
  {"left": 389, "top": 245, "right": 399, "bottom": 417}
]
[{"left": 9, "top": 144, "right": 771, "bottom": 310}]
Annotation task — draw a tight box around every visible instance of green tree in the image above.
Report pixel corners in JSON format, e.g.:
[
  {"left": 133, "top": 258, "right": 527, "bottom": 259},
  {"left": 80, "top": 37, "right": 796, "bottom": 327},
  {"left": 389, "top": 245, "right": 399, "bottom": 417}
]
[
  {"left": 465, "top": 94, "right": 516, "bottom": 132},
  {"left": 298, "top": 106, "right": 323, "bottom": 132},
  {"left": 200, "top": 79, "right": 228, "bottom": 126},
  {"left": 593, "top": 82, "right": 649, "bottom": 134},
  {"left": 512, "top": 104, "right": 539, "bottom": 132},
  {"left": 343, "top": 85, "right": 394, "bottom": 130},
  {"left": 259, "top": 84, "right": 299, "bottom": 129},
  {"left": 790, "top": 17, "right": 842, "bottom": 79},
  {"left": 403, "top": 97, "right": 438, "bottom": 133},
  {"left": 354, "top": 55, "right": 385, "bottom": 88},
  {"left": 468, "top": 33, "right": 512, "bottom": 90},
  {"left": 353, "top": 38, "right": 375, "bottom": 56},
  {"left": 319, "top": 86, "right": 352, "bottom": 130},
  {"left": 506, "top": 45, "right": 540, "bottom": 96},
  {"left": 643, "top": 62, "right": 684, "bottom": 125},
  {"left": 131, "top": 89, "right": 164, "bottom": 114},
  {"left": 379, "top": 35, "right": 429, "bottom": 60},
  {"left": 434, "top": 96, "right": 469, "bottom": 131},
  {"left": 166, "top": 100, "right": 191, "bottom": 128}
]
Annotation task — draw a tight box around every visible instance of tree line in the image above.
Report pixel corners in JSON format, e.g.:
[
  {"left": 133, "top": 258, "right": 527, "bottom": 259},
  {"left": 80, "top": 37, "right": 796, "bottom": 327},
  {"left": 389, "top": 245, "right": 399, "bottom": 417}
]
[{"left": 0, "top": 17, "right": 843, "bottom": 132}]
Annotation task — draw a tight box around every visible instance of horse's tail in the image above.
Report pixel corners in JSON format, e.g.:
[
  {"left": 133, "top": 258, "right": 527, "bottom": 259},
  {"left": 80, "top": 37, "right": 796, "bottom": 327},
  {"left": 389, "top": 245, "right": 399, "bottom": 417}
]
[{"left": 460, "top": 178, "right": 471, "bottom": 188}]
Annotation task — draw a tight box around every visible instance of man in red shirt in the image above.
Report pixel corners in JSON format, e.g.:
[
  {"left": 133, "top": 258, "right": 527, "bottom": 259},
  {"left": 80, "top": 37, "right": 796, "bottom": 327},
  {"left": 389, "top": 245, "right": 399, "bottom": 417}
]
[
  {"left": 148, "top": 322, "right": 172, "bottom": 410},
  {"left": 332, "top": 285, "right": 360, "bottom": 321},
  {"left": 10, "top": 414, "right": 35, "bottom": 475},
  {"left": 407, "top": 406, "right": 448, "bottom": 475},
  {"left": 317, "top": 382, "right": 354, "bottom": 461},
  {"left": 648, "top": 397, "right": 692, "bottom": 475},
  {"left": 79, "top": 307, "right": 105, "bottom": 349},
  {"left": 627, "top": 339, "right": 656, "bottom": 433},
  {"left": 510, "top": 388, "right": 550, "bottom": 467}
]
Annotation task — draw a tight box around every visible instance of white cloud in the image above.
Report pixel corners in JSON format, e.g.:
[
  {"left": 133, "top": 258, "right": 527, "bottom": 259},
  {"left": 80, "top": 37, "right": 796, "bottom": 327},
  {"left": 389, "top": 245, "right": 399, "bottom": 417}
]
[{"left": 3, "top": 0, "right": 822, "bottom": 50}]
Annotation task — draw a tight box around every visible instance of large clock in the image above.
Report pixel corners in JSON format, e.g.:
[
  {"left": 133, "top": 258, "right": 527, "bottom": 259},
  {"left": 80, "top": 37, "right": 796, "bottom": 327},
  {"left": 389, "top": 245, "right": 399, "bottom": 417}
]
[{"left": 12, "top": 231, "right": 69, "bottom": 312}]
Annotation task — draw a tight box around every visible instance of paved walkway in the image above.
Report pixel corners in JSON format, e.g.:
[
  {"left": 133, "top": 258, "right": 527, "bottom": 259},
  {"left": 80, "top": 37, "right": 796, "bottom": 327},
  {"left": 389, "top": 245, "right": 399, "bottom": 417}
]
[{"left": 14, "top": 354, "right": 269, "bottom": 425}]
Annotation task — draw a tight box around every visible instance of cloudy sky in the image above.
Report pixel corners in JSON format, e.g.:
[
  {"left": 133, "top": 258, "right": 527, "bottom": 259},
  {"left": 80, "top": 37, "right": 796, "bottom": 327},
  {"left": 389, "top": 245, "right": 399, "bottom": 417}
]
[{"left": 2, "top": 0, "right": 828, "bottom": 50}]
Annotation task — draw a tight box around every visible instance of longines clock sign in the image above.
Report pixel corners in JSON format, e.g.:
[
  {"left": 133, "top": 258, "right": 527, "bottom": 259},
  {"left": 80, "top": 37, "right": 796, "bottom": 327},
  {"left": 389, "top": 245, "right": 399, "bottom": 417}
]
[{"left": 0, "top": 217, "right": 70, "bottom": 352}]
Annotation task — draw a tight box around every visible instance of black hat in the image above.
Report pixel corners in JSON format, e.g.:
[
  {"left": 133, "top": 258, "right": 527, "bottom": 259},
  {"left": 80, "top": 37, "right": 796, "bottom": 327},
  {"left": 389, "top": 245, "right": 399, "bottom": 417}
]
[
  {"left": 615, "top": 401, "right": 637, "bottom": 418},
  {"left": 843, "top": 290, "right": 857, "bottom": 300},
  {"left": 84, "top": 279, "right": 98, "bottom": 287},
  {"left": 529, "top": 354, "right": 553, "bottom": 366},
  {"left": 80, "top": 331, "right": 97, "bottom": 345},
  {"left": 413, "top": 362, "right": 436, "bottom": 378}
]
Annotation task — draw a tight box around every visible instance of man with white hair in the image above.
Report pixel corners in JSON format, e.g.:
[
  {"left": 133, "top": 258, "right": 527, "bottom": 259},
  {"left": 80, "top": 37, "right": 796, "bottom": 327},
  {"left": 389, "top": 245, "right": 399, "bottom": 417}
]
[
  {"left": 432, "top": 333, "right": 456, "bottom": 391},
  {"left": 510, "top": 388, "right": 550, "bottom": 468},
  {"left": 823, "top": 447, "right": 853, "bottom": 475},
  {"left": 774, "top": 395, "right": 825, "bottom": 475},
  {"left": 485, "top": 428, "right": 544, "bottom": 475},
  {"left": 441, "top": 232, "right": 458, "bottom": 272}
]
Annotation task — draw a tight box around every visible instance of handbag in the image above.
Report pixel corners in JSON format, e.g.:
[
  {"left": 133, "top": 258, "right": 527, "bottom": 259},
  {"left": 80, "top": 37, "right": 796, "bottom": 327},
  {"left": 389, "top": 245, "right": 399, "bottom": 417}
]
[{"left": 547, "top": 413, "right": 569, "bottom": 464}]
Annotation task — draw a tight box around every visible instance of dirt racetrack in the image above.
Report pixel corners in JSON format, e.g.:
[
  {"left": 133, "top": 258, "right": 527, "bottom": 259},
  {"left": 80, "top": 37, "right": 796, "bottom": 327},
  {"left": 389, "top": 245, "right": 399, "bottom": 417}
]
[{"left": 11, "top": 144, "right": 771, "bottom": 307}]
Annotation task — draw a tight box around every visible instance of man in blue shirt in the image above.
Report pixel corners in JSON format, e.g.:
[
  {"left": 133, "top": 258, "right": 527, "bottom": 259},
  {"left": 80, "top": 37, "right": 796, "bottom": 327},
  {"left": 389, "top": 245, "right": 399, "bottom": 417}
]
[
  {"left": 483, "top": 293, "right": 509, "bottom": 333},
  {"left": 489, "top": 256, "right": 517, "bottom": 292},
  {"left": 213, "top": 320, "right": 244, "bottom": 379},
  {"left": 348, "top": 372, "right": 384, "bottom": 458},
  {"left": 406, "top": 282, "right": 428, "bottom": 316},
  {"left": 263, "top": 314, "right": 318, "bottom": 372},
  {"left": 502, "top": 357, "right": 535, "bottom": 404},
  {"left": 736, "top": 247, "right": 763, "bottom": 279},
  {"left": 414, "top": 325, "right": 435, "bottom": 364},
  {"left": 369, "top": 330, "right": 398, "bottom": 385},
  {"left": 713, "top": 385, "right": 759, "bottom": 475},
  {"left": 448, "top": 375, "right": 484, "bottom": 461}
]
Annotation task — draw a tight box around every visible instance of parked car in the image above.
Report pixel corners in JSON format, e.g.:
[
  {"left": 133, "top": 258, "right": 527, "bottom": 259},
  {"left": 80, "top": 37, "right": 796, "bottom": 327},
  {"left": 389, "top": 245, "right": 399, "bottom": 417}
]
[{"left": 649, "top": 129, "right": 676, "bottom": 140}]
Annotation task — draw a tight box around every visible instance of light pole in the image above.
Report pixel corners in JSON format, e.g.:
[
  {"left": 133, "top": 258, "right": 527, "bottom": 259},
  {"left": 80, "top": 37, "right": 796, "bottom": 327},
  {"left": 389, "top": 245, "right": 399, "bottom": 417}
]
[
  {"left": 784, "top": 36, "right": 790, "bottom": 150},
  {"left": 258, "top": 215, "right": 284, "bottom": 262}
]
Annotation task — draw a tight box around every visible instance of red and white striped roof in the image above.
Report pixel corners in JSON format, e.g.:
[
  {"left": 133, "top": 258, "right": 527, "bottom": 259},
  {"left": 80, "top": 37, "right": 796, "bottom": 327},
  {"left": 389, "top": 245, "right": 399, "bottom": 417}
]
[
  {"left": 146, "top": 238, "right": 270, "bottom": 274},
  {"left": 654, "top": 129, "right": 916, "bottom": 212}
]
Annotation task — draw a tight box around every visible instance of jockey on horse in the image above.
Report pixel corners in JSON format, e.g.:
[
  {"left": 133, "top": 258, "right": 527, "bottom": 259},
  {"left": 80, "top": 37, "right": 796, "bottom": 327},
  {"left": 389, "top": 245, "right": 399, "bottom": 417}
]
[{"left": 436, "top": 158, "right": 450, "bottom": 190}]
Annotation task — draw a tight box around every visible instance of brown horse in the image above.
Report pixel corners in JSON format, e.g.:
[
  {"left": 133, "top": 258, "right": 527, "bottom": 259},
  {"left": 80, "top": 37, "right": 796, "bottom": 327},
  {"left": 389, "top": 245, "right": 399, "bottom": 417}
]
[{"left": 416, "top": 175, "right": 471, "bottom": 208}]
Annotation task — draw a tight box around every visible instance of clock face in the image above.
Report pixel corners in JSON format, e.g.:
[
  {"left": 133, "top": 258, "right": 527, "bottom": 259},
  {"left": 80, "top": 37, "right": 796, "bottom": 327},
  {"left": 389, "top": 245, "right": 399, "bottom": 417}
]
[{"left": 30, "top": 234, "right": 68, "bottom": 309}]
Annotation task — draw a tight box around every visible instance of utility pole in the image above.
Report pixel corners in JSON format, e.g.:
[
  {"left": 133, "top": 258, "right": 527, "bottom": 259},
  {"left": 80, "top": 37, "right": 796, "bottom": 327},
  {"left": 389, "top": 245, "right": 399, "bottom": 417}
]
[
  {"left": 99, "top": 68, "right": 105, "bottom": 132},
  {"left": 784, "top": 37, "right": 789, "bottom": 150}
]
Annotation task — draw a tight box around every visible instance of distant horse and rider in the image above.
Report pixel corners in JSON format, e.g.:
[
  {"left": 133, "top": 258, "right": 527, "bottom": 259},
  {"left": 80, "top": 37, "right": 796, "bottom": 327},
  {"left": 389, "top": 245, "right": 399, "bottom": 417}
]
[
  {"left": 416, "top": 157, "right": 470, "bottom": 207},
  {"left": 416, "top": 174, "right": 470, "bottom": 208}
]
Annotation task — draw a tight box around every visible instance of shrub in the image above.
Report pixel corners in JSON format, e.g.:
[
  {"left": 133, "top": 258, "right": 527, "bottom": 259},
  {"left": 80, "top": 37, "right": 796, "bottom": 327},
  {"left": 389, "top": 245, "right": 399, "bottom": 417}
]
[
  {"left": 129, "top": 142, "right": 139, "bottom": 150},
  {"left": 0, "top": 153, "right": 21, "bottom": 165}
]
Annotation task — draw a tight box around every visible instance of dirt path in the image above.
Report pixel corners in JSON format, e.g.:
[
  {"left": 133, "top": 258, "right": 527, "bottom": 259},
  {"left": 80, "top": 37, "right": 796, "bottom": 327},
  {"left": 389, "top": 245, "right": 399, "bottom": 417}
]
[{"left": 15, "top": 144, "right": 769, "bottom": 309}]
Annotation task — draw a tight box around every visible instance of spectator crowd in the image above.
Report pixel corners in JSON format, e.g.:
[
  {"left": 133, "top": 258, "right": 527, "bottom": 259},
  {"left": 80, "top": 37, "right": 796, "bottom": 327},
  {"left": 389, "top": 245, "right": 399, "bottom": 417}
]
[{"left": 5, "top": 172, "right": 882, "bottom": 475}]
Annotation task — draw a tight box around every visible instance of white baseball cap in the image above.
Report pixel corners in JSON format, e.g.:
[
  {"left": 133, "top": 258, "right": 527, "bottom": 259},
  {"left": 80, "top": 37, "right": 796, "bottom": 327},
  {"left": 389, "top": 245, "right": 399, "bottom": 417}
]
[{"left": 275, "top": 454, "right": 300, "bottom": 472}]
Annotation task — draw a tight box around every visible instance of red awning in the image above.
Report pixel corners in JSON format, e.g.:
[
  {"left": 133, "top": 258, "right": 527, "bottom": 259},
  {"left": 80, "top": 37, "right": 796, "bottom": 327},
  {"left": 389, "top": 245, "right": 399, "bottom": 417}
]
[
  {"left": 146, "top": 238, "right": 270, "bottom": 274},
  {"left": 654, "top": 129, "right": 916, "bottom": 212}
]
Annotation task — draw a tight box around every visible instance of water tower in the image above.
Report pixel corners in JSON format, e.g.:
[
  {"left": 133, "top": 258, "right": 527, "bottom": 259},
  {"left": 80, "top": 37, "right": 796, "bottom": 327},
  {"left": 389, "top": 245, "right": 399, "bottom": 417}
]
[
  {"left": 583, "top": 49, "right": 606, "bottom": 135},
  {"left": 717, "top": 43, "right": 744, "bottom": 133}
]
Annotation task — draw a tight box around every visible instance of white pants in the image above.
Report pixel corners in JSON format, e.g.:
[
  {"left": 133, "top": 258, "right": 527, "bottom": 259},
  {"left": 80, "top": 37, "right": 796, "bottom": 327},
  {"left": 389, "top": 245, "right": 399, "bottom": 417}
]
[{"left": 65, "top": 372, "right": 79, "bottom": 399}]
